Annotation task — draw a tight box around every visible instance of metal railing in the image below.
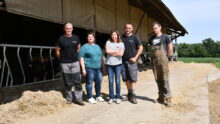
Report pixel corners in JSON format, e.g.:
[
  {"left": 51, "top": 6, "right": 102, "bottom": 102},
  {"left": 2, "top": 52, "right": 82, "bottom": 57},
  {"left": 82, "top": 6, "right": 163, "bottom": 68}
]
[{"left": 0, "top": 44, "right": 61, "bottom": 88}]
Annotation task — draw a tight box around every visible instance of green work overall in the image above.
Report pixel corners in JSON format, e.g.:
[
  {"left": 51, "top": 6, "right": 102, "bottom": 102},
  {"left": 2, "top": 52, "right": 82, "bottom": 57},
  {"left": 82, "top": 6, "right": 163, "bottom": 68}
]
[{"left": 150, "top": 42, "right": 172, "bottom": 99}]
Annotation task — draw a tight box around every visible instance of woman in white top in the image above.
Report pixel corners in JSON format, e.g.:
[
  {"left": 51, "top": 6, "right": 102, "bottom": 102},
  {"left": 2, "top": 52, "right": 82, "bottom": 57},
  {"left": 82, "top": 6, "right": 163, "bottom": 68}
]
[{"left": 105, "top": 30, "right": 124, "bottom": 104}]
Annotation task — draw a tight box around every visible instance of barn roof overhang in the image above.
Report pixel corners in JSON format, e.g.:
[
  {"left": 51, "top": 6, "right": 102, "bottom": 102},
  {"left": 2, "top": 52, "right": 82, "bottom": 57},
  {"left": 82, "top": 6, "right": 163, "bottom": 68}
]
[
  {"left": 0, "top": 0, "right": 188, "bottom": 38},
  {"left": 129, "top": 0, "right": 188, "bottom": 36}
]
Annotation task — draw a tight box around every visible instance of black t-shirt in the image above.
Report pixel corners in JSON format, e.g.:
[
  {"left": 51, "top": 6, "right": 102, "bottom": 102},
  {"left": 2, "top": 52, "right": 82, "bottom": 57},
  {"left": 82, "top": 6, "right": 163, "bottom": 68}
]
[
  {"left": 122, "top": 34, "right": 142, "bottom": 61},
  {"left": 56, "top": 34, "right": 80, "bottom": 63},
  {"left": 149, "top": 34, "right": 171, "bottom": 54}
]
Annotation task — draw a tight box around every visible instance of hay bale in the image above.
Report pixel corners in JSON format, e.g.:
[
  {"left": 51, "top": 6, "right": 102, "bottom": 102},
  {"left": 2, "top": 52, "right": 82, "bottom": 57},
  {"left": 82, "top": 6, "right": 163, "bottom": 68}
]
[{"left": 0, "top": 90, "right": 69, "bottom": 124}]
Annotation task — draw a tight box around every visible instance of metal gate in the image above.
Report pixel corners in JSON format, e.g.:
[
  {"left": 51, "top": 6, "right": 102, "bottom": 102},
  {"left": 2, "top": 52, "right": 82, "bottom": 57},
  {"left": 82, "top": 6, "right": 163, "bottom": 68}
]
[{"left": 0, "top": 44, "right": 61, "bottom": 88}]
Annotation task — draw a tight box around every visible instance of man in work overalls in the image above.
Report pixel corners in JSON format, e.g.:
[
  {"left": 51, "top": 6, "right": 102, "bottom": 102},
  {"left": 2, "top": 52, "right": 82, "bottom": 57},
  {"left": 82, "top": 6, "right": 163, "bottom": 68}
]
[{"left": 149, "top": 22, "right": 173, "bottom": 107}]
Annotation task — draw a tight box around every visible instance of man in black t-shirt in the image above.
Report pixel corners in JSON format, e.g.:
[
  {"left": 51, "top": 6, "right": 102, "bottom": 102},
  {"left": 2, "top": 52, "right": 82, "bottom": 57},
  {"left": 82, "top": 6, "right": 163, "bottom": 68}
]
[
  {"left": 121, "top": 24, "right": 143, "bottom": 104},
  {"left": 56, "top": 23, "right": 84, "bottom": 106},
  {"left": 149, "top": 22, "right": 172, "bottom": 107}
]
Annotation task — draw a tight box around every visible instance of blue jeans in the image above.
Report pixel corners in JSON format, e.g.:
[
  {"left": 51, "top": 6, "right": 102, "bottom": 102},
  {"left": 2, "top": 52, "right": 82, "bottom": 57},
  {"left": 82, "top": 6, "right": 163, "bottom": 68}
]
[
  {"left": 106, "top": 64, "right": 122, "bottom": 99},
  {"left": 85, "top": 68, "right": 102, "bottom": 99}
]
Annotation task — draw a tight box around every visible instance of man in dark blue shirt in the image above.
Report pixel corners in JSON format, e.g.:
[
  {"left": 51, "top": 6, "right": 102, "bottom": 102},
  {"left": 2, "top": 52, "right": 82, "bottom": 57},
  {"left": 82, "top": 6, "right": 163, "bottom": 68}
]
[{"left": 122, "top": 24, "right": 143, "bottom": 104}]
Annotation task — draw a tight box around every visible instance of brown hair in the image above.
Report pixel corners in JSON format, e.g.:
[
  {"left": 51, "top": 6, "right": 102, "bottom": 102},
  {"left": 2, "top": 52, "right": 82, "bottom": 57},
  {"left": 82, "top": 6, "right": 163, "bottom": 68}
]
[
  {"left": 87, "top": 32, "right": 95, "bottom": 37},
  {"left": 87, "top": 32, "right": 96, "bottom": 43},
  {"left": 124, "top": 24, "right": 133, "bottom": 28},
  {"left": 152, "top": 21, "right": 162, "bottom": 27},
  {"left": 110, "top": 30, "right": 122, "bottom": 43}
]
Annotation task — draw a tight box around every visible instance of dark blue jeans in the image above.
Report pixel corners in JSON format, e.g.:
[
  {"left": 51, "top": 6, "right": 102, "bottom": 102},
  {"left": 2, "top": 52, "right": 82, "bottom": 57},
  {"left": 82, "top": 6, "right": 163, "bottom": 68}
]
[
  {"left": 85, "top": 67, "right": 102, "bottom": 99},
  {"left": 106, "top": 64, "right": 122, "bottom": 99}
]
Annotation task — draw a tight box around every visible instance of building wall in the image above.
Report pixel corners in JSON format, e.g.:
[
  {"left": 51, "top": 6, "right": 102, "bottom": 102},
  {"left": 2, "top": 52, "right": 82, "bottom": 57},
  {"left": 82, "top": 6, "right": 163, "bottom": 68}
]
[
  {"left": 62, "top": 0, "right": 94, "bottom": 29},
  {"left": 6, "top": 0, "right": 62, "bottom": 22},
  {"left": 4, "top": 0, "right": 169, "bottom": 42}
]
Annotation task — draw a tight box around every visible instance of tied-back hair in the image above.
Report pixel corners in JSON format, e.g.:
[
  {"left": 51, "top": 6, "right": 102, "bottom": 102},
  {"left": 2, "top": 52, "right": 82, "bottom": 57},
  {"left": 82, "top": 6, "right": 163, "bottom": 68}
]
[{"left": 110, "top": 30, "right": 122, "bottom": 43}]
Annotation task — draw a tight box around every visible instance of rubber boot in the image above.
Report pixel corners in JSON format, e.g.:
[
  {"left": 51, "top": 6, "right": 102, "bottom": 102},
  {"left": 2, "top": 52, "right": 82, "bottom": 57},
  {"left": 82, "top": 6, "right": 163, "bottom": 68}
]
[{"left": 153, "top": 94, "right": 164, "bottom": 103}]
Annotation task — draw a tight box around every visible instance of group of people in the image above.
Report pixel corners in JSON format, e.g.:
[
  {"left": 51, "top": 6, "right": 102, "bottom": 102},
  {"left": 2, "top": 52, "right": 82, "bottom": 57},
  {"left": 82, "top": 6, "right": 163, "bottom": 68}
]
[{"left": 55, "top": 22, "right": 172, "bottom": 107}]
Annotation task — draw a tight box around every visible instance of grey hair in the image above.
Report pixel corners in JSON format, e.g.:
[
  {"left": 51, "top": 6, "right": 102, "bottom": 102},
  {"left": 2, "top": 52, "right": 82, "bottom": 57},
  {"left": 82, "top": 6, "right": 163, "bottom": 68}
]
[{"left": 64, "top": 22, "right": 73, "bottom": 28}]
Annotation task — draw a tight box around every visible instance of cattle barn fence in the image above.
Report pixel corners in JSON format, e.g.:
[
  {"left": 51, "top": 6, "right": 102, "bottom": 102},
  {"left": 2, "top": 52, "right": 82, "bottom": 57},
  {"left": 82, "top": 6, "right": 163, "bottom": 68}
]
[{"left": 0, "top": 44, "right": 61, "bottom": 88}]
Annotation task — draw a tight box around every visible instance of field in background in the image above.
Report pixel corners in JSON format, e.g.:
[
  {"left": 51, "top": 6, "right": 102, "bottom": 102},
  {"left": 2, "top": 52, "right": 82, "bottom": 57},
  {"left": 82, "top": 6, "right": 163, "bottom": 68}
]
[{"left": 179, "top": 57, "right": 220, "bottom": 68}]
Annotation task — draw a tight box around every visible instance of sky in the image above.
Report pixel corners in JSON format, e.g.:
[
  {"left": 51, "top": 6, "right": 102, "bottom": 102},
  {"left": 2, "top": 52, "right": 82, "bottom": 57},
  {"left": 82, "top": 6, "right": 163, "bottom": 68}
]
[{"left": 162, "top": 0, "right": 220, "bottom": 44}]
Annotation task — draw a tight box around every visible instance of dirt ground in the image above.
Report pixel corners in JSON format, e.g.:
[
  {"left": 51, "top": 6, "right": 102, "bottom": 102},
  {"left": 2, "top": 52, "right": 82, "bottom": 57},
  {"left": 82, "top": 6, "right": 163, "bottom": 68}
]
[
  {"left": 0, "top": 62, "right": 220, "bottom": 124},
  {"left": 208, "top": 78, "right": 220, "bottom": 124}
]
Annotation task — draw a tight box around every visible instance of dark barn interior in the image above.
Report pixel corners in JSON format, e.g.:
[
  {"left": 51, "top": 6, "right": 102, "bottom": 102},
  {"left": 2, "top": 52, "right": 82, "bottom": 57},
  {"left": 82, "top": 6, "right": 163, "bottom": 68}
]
[
  {"left": 0, "top": 11, "right": 109, "bottom": 87},
  {"left": 0, "top": 11, "right": 109, "bottom": 47}
]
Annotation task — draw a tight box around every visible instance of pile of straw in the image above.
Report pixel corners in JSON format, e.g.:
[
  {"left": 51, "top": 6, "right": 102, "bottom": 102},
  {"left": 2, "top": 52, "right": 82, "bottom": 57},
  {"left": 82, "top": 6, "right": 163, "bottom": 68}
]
[{"left": 0, "top": 90, "right": 69, "bottom": 124}]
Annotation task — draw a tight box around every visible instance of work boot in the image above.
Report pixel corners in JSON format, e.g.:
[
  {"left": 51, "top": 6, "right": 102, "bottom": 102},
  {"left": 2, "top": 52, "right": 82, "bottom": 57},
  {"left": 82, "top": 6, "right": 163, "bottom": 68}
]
[
  {"left": 76, "top": 101, "right": 85, "bottom": 106},
  {"left": 153, "top": 96, "right": 164, "bottom": 104},
  {"left": 164, "top": 97, "right": 172, "bottom": 107},
  {"left": 129, "top": 94, "right": 138, "bottom": 104},
  {"left": 127, "top": 92, "right": 132, "bottom": 101},
  {"left": 66, "top": 99, "right": 72, "bottom": 104}
]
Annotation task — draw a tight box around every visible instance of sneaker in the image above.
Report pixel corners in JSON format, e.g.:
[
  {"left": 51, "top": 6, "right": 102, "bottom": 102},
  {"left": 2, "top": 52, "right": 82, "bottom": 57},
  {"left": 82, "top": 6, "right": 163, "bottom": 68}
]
[
  {"left": 116, "top": 98, "right": 121, "bottom": 104},
  {"left": 108, "top": 99, "right": 114, "bottom": 104},
  {"left": 87, "top": 98, "right": 96, "bottom": 104},
  {"left": 129, "top": 94, "right": 138, "bottom": 104},
  {"left": 96, "top": 96, "right": 104, "bottom": 102},
  {"left": 122, "top": 95, "right": 128, "bottom": 101}
]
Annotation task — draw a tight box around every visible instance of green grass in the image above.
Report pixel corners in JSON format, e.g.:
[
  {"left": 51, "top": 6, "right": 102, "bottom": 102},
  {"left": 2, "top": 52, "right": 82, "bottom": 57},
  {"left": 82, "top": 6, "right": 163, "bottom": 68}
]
[
  {"left": 179, "top": 57, "right": 220, "bottom": 69},
  {"left": 215, "top": 62, "right": 220, "bottom": 68}
]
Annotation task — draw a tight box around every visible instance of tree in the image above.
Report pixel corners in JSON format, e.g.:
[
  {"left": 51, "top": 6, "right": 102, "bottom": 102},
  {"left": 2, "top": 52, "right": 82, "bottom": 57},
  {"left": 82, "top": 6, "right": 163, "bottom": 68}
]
[
  {"left": 213, "top": 41, "right": 220, "bottom": 57},
  {"left": 177, "top": 38, "right": 219, "bottom": 57},
  {"left": 190, "top": 44, "right": 207, "bottom": 57},
  {"left": 178, "top": 43, "right": 190, "bottom": 57},
  {"left": 202, "top": 38, "right": 215, "bottom": 57}
]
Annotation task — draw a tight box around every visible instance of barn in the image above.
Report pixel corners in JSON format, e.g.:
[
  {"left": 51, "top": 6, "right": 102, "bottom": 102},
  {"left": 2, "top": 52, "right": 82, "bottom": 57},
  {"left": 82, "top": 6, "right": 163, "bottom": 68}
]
[{"left": 0, "top": 0, "right": 188, "bottom": 88}]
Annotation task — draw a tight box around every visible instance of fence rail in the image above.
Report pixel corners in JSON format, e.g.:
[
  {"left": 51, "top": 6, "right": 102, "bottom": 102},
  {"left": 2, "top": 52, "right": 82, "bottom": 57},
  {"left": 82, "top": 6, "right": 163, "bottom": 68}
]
[{"left": 0, "top": 44, "right": 61, "bottom": 88}]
